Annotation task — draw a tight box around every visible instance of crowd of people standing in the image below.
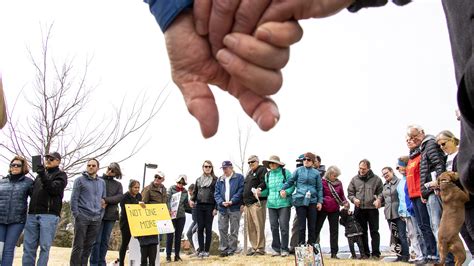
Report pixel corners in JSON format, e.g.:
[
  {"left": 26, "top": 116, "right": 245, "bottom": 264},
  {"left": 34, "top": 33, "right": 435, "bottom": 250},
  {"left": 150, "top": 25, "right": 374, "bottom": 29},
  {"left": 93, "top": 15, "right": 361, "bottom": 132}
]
[{"left": 0, "top": 124, "right": 469, "bottom": 265}]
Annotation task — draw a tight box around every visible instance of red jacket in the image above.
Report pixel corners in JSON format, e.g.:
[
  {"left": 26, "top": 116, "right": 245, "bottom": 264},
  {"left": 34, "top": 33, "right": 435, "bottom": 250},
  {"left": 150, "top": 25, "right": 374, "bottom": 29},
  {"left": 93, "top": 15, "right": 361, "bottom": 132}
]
[{"left": 406, "top": 154, "right": 422, "bottom": 198}]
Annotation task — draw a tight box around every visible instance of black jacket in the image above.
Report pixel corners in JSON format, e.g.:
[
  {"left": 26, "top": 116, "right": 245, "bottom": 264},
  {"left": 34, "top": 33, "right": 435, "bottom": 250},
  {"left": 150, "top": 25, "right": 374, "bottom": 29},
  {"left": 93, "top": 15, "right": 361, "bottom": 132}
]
[
  {"left": 28, "top": 167, "right": 67, "bottom": 216},
  {"left": 101, "top": 175, "right": 124, "bottom": 221},
  {"left": 192, "top": 175, "right": 217, "bottom": 206},
  {"left": 119, "top": 191, "right": 142, "bottom": 229},
  {"left": 420, "top": 135, "right": 446, "bottom": 199},
  {"left": 340, "top": 209, "right": 363, "bottom": 237},
  {"left": 243, "top": 165, "right": 267, "bottom": 205}
]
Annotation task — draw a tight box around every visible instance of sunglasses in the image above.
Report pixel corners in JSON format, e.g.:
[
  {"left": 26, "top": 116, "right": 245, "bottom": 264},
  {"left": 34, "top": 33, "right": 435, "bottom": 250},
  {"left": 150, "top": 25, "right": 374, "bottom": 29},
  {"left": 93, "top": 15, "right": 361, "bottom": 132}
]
[
  {"left": 203, "top": 165, "right": 212, "bottom": 169},
  {"left": 87, "top": 164, "right": 97, "bottom": 168},
  {"left": 247, "top": 160, "right": 256, "bottom": 164},
  {"left": 439, "top": 141, "right": 449, "bottom": 147},
  {"left": 303, "top": 158, "right": 312, "bottom": 162},
  {"left": 155, "top": 176, "right": 163, "bottom": 180},
  {"left": 46, "top": 157, "right": 56, "bottom": 162},
  {"left": 10, "top": 163, "right": 22, "bottom": 168}
]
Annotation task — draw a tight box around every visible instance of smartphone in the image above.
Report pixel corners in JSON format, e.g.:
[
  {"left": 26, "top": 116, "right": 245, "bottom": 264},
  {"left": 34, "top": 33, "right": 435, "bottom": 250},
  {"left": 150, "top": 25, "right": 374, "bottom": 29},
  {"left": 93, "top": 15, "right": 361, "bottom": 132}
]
[{"left": 32, "top": 155, "right": 42, "bottom": 172}]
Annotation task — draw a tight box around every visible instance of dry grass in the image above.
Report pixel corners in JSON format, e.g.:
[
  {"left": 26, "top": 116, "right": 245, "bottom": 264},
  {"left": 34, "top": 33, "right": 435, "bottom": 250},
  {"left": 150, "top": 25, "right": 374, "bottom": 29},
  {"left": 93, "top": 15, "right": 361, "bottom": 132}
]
[{"left": 13, "top": 246, "right": 406, "bottom": 265}]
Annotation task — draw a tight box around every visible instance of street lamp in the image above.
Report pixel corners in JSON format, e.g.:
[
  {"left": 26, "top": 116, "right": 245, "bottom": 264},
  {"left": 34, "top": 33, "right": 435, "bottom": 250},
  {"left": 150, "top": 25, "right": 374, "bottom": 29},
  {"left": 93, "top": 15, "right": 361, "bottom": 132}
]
[{"left": 142, "top": 163, "right": 158, "bottom": 189}]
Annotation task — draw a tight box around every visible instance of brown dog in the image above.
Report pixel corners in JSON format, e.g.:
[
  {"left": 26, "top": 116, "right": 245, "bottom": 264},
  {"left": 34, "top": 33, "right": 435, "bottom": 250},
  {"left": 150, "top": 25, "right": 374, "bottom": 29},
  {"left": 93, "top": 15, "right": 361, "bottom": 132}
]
[{"left": 436, "top": 171, "right": 470, "bottom": 266}]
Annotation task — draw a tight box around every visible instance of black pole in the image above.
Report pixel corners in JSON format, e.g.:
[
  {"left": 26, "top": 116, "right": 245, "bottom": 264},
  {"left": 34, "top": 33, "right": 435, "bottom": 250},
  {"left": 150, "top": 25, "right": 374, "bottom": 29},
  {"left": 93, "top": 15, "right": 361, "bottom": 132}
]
[{"left": 142, "top": 163, "right": 147, "bottom": 190}]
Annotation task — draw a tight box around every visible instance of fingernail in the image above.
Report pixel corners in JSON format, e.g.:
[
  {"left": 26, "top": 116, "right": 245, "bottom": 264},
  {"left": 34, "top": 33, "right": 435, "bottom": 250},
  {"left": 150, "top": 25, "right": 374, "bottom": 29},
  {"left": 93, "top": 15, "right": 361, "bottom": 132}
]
[
  {"left": 256, "top": 27, "right": 271, "bottom": 42},
  {"left": 223, "top": 35, "right": 237, "bottom": 49},
  {"left": 216, "top": 49, "right": 233, "bottom": 65}
]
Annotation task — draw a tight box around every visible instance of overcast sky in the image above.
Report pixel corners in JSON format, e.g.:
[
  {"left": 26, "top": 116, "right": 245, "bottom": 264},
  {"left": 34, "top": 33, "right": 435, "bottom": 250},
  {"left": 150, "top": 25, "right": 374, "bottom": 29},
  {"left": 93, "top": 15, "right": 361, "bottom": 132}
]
[{"left": 0, "top": 0, "right": 459, "bottom": 248}]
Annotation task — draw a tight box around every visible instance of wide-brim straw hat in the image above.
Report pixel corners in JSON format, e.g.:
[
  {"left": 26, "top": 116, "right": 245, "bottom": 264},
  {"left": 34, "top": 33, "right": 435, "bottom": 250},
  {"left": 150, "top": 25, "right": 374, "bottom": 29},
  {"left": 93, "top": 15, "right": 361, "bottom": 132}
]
[{"left": 262, "top": 155, "right": 285, "bottom": 169}]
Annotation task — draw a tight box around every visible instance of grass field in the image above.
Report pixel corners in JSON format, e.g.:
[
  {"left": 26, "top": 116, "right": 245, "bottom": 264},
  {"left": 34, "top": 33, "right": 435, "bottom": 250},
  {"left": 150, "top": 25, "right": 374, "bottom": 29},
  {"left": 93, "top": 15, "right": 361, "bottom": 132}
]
[{"left": 12, "top": 246, "right": 407, "bottom": 265}]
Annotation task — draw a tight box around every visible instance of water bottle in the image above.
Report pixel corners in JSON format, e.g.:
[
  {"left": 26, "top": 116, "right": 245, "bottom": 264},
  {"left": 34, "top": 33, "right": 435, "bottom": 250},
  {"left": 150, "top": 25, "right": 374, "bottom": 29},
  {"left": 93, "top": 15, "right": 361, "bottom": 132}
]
[{"left": 304, "top": 190, "right": 311, "bottom": 206}]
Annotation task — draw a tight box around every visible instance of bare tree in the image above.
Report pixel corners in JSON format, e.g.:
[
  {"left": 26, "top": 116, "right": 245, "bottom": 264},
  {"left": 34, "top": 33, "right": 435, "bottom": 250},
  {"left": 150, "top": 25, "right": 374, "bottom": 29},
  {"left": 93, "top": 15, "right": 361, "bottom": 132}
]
[
  {"left": 232, "top": 121, "right": 252, "bottom": 175},
  {"left": 0, "top": 24, "right": 167, "bottom": 177}
]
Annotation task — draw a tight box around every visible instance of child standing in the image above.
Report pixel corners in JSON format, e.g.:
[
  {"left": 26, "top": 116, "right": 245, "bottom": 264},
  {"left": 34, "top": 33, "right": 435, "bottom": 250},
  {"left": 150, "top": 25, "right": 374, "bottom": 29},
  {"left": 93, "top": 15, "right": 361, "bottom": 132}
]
[{"left": 339, "top": 207, "right": 367, "bottom": 259}]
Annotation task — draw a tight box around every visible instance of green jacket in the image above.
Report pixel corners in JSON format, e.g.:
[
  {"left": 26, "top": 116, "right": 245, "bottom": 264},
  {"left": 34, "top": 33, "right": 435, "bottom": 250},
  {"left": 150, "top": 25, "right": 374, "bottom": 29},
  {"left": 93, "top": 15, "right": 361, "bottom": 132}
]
[
  {"left": 167, "top": 185, "right": 191, "bottom": 219},
  {"left": 261, "top": 167, "right": 294, "bottom": 209}
]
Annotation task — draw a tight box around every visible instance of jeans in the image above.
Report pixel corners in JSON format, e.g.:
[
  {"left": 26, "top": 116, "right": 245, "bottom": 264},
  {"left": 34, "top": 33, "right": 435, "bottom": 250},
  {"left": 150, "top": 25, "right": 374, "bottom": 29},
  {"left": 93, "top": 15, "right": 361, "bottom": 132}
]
[
  {"left": 90, "top": 220, "right": 115, "bottom": 266},
  {"left": 70, "top": 215, "right": 102, "bottom": 265},
  {"left": 217, "top": 210, "right": 241, "bottom": 253},
  {"left": 186, "top": 220, "right": 197, "bottom": 252},
  {"left": 315, "top": 210, "right": 340, "bottom": 255},
  {"left": 196, "top": 204, "right": 214, "bottom": 252},
  {"left": 166, "top": 217, "right": 186, "bottom": 257},
  {"left": 354, "top": 208, "right": 380, "bottom": 257},
  {"left": 388, "top": 218, "right": 409, "bottom": 260},
  {"left": 411, "top": 197, "right": 437, "bottom": 257},
  {"left": 22, "top": 214, "right": 60, "bottom": 266},
  {"left": 119, "top": 224, "right": 131, "bottom": 266},
  {"left": 426, "top": 193, "right": 442, "bottom": 243},
  {"left": 404, "top": 216, "right": 424, "bottom": 260},
  {"left": 296, "top": 204, "right": 317, "bottom": 245},
  {"left": 0, "top": 223, "right": 25, "bottom": 266},
  {"left": 268, "top": 207, "right": 291, "bottom": 253},
  {"left": 348, "top": 235, "right": 365, "bottom": 258}
]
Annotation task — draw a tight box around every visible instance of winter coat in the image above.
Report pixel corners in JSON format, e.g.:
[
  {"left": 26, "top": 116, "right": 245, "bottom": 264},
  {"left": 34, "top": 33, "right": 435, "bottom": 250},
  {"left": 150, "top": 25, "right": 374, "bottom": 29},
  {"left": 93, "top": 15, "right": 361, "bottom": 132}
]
[
  {"left": 261, "top": 167, "right": 294, "bottom": 209},
  {"left": 381, "top": 175, "right": 400, "bottom": 220},
  {"left": 192, "top": 175, "right": 217, "bottom": 206},
  {"left": 214, "top": 172, "right": 244, "bottom": 213},
  {"left": 167, "top": 185, "right": 191, "bottom": 219},
  {"left": 321, "top": 179, "right": 347, "bottom": 213},
  {"left": 347, "top": 170, "right": 383, "bottom": 209},
  {"left": 406, "top": 150, "right": 422, "bottom": 198},
  {"left": 243, "top": 165, "right": 267, "bottom": 205},
  {"left": 70, "top": 172, "right": 106, "bottom": 221},
  {"left": 101, "top": 175, "right": 124, "bottom": 221},
  {"left": 396, "top": 176, "right": 411, "bottom": 218},
  {"left": 28, "top": 166, "right": 67, "bottom": 217},
  {"left": 142, "top": 182, "right": 167, "bottom": 204},
  {"left": 0, "top": 174, "right": 33, "bottom": 224},
  {"left": 339, "top": 209, "right": 363, "bottom": 237},
  {"left": 419, "top": 135, "right": 446, "bottom": 199},
  {"left": 119, "top": 191, "right": 142, "bottom": 229},
  {"left": 282, "top": 166, "right": 323, "bottom": 207}
]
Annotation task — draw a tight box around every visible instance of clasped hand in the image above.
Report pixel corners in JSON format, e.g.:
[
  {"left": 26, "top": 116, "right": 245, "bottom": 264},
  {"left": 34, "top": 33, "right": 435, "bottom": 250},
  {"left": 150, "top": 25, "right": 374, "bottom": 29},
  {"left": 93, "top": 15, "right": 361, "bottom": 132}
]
[{"left": 165, "top": 0, "right": 353, "bottom": 137}]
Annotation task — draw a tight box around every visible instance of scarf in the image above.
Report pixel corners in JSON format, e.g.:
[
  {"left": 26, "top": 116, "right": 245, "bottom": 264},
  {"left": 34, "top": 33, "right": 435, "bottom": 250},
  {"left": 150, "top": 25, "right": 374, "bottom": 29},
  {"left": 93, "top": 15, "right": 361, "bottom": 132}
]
[
  {"left": 199, "top": 174, "right": 213, "bottom": 188},
  {"left": 175, "top": 186, "right": 184, "bottom": 192},
  {"left": 326, "top": 178, "right": 344, "bottom": 206}
]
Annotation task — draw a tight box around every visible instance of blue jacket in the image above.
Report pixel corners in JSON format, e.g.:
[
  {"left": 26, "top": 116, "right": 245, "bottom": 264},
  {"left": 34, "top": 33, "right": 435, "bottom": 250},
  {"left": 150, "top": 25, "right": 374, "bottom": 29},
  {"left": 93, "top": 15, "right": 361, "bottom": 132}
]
[
  {"left": 282, "top": 166, "right": 323, "bottom": 207},
  {"left": 0, "top": 174, "right": 33, "bottom": 224},
  {"left": 144, "top": 0, "right": 193, "bottom": 32},
  {"left": 70, "top": 172, "right": 106, "bottom": 221},
  {"left": 214, "top": 172, "right": 244, "bottom": 213}
]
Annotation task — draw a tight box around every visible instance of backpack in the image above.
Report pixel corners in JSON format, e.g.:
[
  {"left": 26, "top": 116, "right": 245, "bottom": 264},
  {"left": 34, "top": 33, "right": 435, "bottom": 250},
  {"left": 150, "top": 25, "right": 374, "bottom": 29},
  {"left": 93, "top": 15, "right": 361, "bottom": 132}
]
[{"left": 265, "top": 168, "right": 288, "bottom": 184}]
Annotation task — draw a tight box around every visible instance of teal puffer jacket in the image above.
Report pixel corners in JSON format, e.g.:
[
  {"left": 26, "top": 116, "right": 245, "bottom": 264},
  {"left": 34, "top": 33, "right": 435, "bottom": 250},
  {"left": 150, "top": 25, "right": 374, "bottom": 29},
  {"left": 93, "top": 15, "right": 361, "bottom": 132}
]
[
  {"left": 261, "top": 167, "right": 294, "bottom": 209},
  {"left": 282, "top": 166, "right": 323, "bottom": 207}
]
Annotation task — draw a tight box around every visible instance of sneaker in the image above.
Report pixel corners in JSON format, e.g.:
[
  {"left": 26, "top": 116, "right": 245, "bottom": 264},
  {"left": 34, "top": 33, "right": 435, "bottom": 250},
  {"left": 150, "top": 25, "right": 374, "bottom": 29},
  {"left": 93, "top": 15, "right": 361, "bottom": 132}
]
[
  {"left": 271, "top": 250, "right": 281, "bottom": 257},
  {"left": 166, "top": 256, "right": 172, "bottom": 262},
  {"left": 203, "top": 252, "right": 210, "bottom": 257},
  {"left": 175, "top": 256, "right": 183, "bottom": 261},
  {"left": 227, "top": 252, "right": 235, "bottom": 256},
  {"left": 255, "top": 250, "right": 266, "bottom": 256},
  {"left": 220, "top": 251, "right": 228, "bottom": 257},
  {"left": 247, "top": 249, "right": 255, "bottom": 256},
  {"left": 281, "top": 251, "right": 289, "bottom": 257},
  {"left": 331, "top": 254, "right": 339, "bottom": 259}
]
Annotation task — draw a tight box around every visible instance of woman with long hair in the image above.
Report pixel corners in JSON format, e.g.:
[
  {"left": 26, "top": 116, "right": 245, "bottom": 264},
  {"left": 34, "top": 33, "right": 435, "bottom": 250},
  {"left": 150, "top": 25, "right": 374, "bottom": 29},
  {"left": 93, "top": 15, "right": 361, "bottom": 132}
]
[
  {"left": 118, "top": 179, "right": 142, "bottom": 266},
  {"left": 191, "top": 160, "right": 217, "bottom": 258},
  {"left": 0, "top": 156, "right": 33, "bottom": 266}
]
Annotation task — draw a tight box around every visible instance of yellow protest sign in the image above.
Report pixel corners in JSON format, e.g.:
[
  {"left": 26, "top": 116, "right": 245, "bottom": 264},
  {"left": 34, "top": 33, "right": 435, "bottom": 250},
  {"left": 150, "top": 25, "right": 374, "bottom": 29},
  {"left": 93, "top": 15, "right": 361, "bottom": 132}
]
[{"left": 125, "top": 203, "right": 174, "bottom": 237}]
